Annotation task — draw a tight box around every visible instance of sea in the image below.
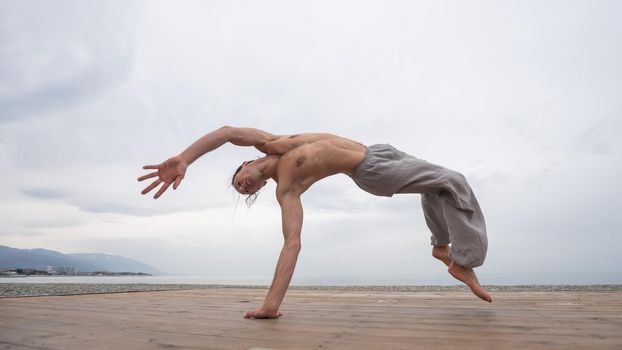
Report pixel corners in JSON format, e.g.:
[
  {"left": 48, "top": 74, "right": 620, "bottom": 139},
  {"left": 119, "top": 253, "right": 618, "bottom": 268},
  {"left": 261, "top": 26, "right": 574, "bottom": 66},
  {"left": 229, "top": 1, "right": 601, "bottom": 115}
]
[{"left": 1, "top": 272, "right": 621, "bottom": 286}]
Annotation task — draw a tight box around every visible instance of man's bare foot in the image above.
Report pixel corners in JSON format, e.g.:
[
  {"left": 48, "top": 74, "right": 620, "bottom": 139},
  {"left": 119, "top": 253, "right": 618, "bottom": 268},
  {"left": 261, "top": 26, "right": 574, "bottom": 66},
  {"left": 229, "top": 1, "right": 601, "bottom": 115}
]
[
  {"left": 448, "top": 262, "right": 492, "bottom": 303},
  {"left": 432, "top": 245, "right": 452, "bottom": 267}
]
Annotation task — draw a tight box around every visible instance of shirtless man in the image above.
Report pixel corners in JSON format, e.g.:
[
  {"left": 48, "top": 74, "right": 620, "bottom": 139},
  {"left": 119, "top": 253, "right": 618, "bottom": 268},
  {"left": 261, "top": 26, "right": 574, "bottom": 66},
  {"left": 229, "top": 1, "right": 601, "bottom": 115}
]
[{"left": 138, "top": 126, "right": 491, "bottom": 319}]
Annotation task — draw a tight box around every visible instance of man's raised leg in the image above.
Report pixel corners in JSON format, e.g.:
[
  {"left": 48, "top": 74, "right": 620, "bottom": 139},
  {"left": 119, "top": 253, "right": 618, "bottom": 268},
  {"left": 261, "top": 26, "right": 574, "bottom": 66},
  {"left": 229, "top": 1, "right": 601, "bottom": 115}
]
[
  {"left": 422, "top": 194, "right": 453, "bottom": 268},
  {"left": 441, "top": 196, "right": 492, "bottom": 302},
  {"left": 421, "top": 187, "right": 492, "bottom": 302}
]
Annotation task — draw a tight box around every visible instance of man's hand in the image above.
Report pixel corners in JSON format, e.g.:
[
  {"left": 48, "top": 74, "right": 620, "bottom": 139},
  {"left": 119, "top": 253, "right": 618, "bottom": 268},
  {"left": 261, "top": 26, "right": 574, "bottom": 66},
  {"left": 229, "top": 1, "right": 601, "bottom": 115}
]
[
  {"left": 138, "top": 155, "right": 188, "bottom": 199},
  {"left": 242, "top": 308, "right": 282, "bottom": 319}
]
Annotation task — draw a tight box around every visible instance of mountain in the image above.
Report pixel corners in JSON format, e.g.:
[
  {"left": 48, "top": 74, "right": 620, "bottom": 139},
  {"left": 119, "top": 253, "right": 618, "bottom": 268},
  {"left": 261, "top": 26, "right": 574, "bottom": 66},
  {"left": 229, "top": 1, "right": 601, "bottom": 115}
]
[
  {"left": 0, "top": 245, "right": 163, "bottom": 275},
  {"left": 68, "top": 253, "right": 162, "bottom": 275}
]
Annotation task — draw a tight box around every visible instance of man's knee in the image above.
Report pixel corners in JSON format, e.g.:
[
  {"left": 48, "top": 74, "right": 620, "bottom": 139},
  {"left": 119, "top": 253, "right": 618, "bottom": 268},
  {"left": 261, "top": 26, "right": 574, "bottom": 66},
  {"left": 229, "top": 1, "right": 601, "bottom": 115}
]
[
  {"left": 438, "top": 169, "right": 476, "bottom": 211},
  {"left": 441, "top": 169, "right": 468, "bottom": 187}
]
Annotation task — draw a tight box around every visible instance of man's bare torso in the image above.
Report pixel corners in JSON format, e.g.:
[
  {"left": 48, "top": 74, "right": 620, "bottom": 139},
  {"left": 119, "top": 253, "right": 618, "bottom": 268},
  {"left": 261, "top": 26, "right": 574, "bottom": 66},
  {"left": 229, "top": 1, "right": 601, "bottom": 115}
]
[{"left": 255, "top": 133, "right": 367, "bottom": 194}]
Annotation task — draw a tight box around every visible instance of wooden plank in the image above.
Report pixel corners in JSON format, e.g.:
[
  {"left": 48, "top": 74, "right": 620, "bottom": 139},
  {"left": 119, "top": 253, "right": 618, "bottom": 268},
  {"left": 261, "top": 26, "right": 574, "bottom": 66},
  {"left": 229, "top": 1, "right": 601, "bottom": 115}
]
[{"left": 1, "top": 288, "right": 621, "bottom": 349}]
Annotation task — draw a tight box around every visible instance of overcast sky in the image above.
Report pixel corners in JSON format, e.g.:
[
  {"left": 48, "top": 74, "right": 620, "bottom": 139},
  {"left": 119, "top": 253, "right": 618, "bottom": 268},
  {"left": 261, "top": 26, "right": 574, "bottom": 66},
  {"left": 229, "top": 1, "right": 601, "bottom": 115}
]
[{"left": 1, "top": 0, "right": 621, "bottom": 284}]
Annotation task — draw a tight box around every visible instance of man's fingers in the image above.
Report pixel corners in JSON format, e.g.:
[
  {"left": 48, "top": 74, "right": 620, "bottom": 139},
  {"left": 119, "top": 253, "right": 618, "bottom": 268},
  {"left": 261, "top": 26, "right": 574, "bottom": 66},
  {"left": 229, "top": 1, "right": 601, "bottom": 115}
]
[
  {"left": 141, "top": 179, "right": 162, "bottom": 195},
  {"left": 173, "top": 175, "right": 183, "bottom": 190},
  {"left": 154, "top": 182, "right": 171, "bottom": 199},
  {"left": 242, "top": 310, "right": 280, "bottom": 319},
  {"left": 243, "top": 311, "right": 256, "bottom": 318},
  {"left": 137, "top": 172, "right": 159, "bottom": 182},
  {"left": 143, "top": 164, "right": 160, "bottom": 170},
  {"left": 243, "top": 310, "right": 258, "bottom": 318}
]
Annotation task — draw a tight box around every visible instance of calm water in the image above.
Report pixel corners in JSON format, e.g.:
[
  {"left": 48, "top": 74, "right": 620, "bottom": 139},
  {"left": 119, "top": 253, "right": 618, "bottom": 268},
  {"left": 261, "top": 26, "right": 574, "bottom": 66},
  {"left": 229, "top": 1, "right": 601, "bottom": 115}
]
[{"left": 1, "top": 272, "right": 621, "bottom": 285}]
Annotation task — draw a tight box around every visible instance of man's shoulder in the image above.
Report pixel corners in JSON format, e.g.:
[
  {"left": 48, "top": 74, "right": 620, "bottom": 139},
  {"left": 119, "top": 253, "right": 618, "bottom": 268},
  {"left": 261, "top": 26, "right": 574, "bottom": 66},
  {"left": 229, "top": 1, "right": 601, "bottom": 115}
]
[{"left": 258, "top": 133, "right": 327, "bottom": 155}]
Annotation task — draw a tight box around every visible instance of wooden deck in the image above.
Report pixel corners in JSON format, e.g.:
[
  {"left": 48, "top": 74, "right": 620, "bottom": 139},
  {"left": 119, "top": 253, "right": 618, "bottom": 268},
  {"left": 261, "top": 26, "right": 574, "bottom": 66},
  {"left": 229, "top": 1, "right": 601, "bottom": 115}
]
[{"left": 1, "top": 287, "right": 621, "bottom": 349}]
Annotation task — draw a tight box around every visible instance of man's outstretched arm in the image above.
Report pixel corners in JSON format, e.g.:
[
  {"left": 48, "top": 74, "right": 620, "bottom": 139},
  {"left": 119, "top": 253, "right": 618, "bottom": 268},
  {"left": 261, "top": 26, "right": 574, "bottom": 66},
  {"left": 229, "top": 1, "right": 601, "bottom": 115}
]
[
  {"left": 243, "top": 192, "right": 303, "bottom": 319},
  {"left": 179, "top": 126, "right": 277, "bottom": 165},
  {"left": 138, "top": 126, "right": 276, "bottom": 199}
]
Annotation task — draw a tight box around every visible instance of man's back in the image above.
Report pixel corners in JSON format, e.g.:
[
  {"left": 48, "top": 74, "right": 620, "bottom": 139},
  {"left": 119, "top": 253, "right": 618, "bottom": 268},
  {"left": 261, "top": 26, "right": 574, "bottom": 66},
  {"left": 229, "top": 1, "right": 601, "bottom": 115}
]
[
  {"left": 260, "top": 133, "right": 367, "bottom": 193},
  {"left": 256, "top": 132, "right": 364, "bottom": 157}
]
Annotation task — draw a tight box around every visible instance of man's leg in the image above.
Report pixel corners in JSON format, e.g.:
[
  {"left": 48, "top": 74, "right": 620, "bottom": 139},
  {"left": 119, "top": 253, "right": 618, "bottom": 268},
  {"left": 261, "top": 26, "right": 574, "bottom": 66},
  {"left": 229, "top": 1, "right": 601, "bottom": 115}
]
[
  {"left": 421, "top": 193, "right": 452, "bottom": 267},
  {"left": 404, "top": 164, "right": 490, "bottom": 302},
  {"left": 439, "top": 195, "right": 491, "bottom": 302},
  {"left": 358, "top": 147, "right": 491, "bottom": 301},
  {"left": 441, "top": 186, "right": 487, "bottom": 269}
]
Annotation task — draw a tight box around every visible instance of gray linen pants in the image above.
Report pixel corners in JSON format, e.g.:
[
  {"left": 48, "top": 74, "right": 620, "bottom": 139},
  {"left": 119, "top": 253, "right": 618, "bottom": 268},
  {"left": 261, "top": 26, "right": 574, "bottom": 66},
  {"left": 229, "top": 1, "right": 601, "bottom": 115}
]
[{"left": 349, "top": 144, "right": 488, "bottom": 268}]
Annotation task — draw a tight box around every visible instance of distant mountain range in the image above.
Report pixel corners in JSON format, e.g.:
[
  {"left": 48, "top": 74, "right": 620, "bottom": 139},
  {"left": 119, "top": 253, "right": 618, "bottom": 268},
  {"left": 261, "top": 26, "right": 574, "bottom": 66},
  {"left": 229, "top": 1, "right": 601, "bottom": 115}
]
[{"left": 0, "top": 245, "right": 163, "bottom": 275}]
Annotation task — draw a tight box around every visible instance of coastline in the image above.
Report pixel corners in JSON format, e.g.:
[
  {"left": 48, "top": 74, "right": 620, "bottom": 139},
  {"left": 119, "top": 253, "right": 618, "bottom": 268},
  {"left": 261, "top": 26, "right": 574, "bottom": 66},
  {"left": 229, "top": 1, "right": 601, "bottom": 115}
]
[{"left": 2, "top": 282, "right": 621, "bottom": 298}]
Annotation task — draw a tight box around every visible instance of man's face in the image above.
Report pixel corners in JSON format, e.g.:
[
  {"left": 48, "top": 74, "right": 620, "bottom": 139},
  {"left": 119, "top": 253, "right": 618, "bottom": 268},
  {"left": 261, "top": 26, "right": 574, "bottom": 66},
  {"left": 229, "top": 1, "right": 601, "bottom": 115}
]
[{"left": 233, "top": 161, "right": 265, "bottom": 194}]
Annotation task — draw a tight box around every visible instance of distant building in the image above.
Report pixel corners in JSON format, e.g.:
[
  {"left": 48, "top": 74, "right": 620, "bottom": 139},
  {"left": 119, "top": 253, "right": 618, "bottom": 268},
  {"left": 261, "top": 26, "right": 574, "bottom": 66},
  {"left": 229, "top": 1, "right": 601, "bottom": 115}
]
[{"left": 47, "top": 266, "right": 78, "bottom": 275}]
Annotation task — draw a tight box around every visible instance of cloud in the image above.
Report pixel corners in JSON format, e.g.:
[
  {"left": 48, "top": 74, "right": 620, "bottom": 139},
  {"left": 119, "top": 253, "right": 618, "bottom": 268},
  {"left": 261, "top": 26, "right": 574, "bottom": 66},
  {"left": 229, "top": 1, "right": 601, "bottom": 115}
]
[
  {"left": 19, "top": 187, "right": 70, "bottom": 200},
  {"left": 20, "top": 218, "right": 85, "bottom": 229},
  {"left": 69, "top": 199, "right": 208, "bottom": 217},
  {"left": 0, "top": 228, "right": 45, "bottom": 237},
  {"left": 71, "top": 200, "right": 163, "bottom": 217},
  {"left": 0, "top": 1, "right": 135, "bottom": 123},
  {"left": 571, "top": 117, "right": 621, "bottom": 155}
]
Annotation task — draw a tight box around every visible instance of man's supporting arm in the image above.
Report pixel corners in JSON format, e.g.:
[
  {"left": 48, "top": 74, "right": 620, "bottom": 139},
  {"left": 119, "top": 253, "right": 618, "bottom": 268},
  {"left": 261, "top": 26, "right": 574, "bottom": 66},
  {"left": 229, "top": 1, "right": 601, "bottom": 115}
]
[
  {"left": 179, "top": 126, "right": 277, "bottom": 165},
  {"left": 243, "top": 192, "right": 303, "bottom": 318}
]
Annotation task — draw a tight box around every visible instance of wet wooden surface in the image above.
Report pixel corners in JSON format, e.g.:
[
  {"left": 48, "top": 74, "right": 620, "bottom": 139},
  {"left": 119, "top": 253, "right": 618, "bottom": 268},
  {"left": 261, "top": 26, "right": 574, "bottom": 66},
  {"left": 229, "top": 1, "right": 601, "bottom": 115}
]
[{"left": 1, "top": 288, "right": 621, "bottom": 349}]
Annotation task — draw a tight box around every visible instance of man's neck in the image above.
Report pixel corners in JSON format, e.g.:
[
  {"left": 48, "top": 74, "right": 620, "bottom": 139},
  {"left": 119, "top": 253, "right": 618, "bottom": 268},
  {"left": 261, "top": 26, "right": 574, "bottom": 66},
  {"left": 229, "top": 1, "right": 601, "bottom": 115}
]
[{"left": 256, "top": 154, "right": 281, "bottom": 182}]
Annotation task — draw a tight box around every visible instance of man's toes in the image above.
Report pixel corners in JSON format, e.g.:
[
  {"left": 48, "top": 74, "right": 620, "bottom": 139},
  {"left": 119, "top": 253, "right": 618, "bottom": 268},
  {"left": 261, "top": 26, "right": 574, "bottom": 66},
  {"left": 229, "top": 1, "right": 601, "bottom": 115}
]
[
  {"left": 471, "top": 286, "right": 492, "bottom": 303},
  {"left": 448, "top": 263, "right": 492, "bottom": 303}
]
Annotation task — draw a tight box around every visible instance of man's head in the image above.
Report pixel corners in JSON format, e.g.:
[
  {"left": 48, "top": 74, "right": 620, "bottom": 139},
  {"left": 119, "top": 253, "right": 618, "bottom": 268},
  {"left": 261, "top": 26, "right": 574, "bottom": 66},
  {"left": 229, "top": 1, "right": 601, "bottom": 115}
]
[{"left": 231, "top": 160, "right": 268, "bottom": 204}]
